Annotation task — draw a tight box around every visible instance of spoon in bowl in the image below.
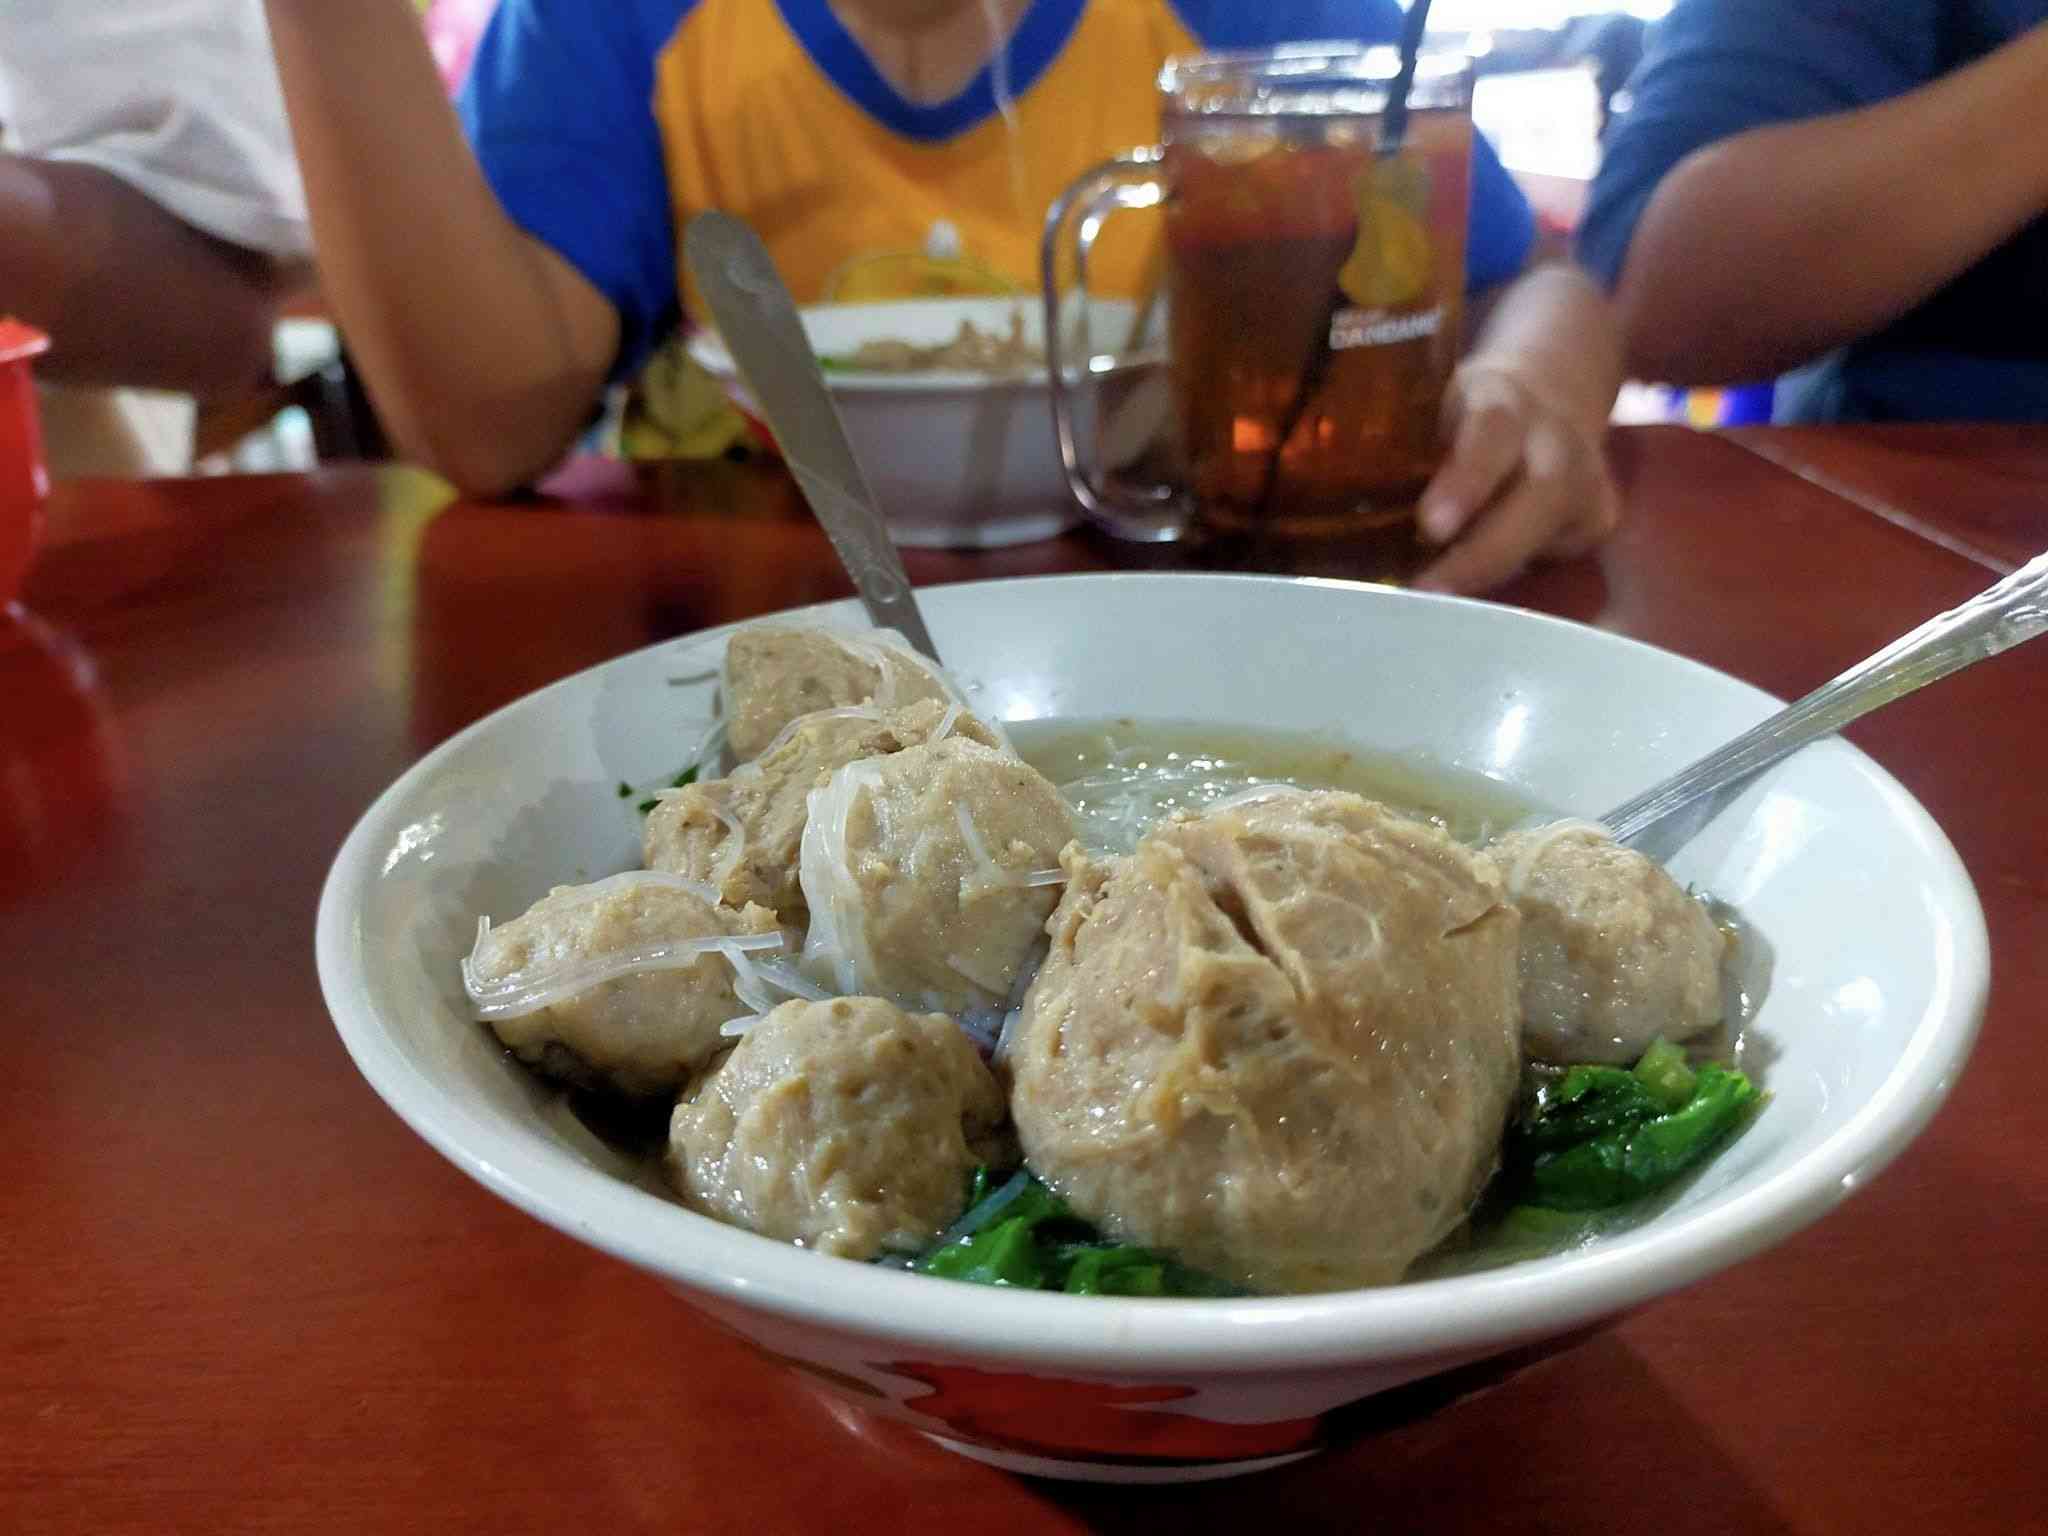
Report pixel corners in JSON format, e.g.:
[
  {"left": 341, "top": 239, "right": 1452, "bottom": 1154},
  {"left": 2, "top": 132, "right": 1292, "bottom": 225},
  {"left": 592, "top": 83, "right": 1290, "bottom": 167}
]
[
  {"left": 684, "top": 211, "right": 944, "bottom": 666},
  {"left": 1602, "top": 547, "right": 2048, "bottom": 862}
]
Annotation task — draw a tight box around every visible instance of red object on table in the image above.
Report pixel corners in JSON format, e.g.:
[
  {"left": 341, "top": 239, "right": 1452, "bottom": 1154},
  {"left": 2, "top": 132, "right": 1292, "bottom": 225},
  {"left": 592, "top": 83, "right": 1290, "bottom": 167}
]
[
  {"left": 0, "top": 319, "right": 50, "bottom": 605},
  {"left": 4, "top": 432, "right": 2045, "bottom": 1534}
]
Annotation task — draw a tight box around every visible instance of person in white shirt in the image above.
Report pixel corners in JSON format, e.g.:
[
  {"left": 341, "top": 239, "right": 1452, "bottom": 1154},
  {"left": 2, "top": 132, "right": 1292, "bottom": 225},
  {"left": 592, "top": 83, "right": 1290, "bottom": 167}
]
[{"left": 0, "top": 0, "right": 312, "bottom": 475}]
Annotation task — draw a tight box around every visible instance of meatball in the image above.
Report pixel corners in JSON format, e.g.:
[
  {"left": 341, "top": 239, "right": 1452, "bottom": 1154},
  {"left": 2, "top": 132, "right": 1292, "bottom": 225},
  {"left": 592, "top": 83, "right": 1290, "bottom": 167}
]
[
  {"left": 799, "top": 736, "right": 1073, "bottom": 1013},
  {"left": 643, "top": 698, "right": 999, "bottom": 921},
  {"left": 1490, "top": 821, "right": 1727, "bottom": 1065},
  {"left": 463, "top": 871, "right": 781, "bottom": 1097},
  {"left": 721, "top": 622, "right": 956, "bottom": 763},
  {"left": 1006, "top": 790, "right": 1522, "bottom": 1294},
  {"left": 668, "top": 996, "right": 1006, "bottom": 1258}
]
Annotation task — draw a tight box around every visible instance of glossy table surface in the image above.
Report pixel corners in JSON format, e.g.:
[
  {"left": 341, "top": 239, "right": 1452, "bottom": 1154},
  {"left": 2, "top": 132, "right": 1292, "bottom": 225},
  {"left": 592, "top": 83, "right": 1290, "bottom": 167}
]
[{"left": 5, "top": 426, "right": 2045, "bottom": 1534}]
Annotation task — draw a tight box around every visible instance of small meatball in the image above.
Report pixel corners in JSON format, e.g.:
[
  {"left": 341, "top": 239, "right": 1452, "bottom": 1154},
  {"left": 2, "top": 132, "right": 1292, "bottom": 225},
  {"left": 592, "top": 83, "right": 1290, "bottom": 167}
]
[
  {"left": 643, "top": 698, "right": 999, "bottom": 921},
  {"left": 1007, "top": 790, "right": 1522, "bottom": 1295},
  {"left": 722, "top": 622, "right": 956, "bottom": 762},
  {"left": 1490, "top": 822, "right": 1727, "bottom": 1065},
  {"left": 799, "top": 737, "right": 1073, "bottom": 1013},
  {"left": 668, "top": 996, "right": 1006, "bottom": 1259},
  {"left": 464, "top": 872, "right": 781, "bottom": 1097}
]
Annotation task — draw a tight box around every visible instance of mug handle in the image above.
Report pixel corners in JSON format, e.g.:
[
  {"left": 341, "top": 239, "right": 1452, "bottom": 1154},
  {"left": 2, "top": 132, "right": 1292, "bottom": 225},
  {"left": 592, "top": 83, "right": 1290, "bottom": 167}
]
[{"left": 1040, "top": 149, "right": 1190, "bottom": 544}]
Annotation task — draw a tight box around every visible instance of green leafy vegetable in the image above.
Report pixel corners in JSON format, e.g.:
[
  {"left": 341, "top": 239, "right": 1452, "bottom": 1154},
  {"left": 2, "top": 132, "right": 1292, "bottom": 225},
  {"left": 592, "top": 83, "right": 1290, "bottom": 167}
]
[
  {"left": 963, "top": 1164, "right": 998, "bottom": 1207},
  {"left": 621, "top": 761, "right": 703, "bottom": 817},
  {"left": 1056, "top": 1243, "right": 1238, "bottom": 1298},
  {"left": 1504, "top": 1042, "right": 1761, "bottom": 1213},
  {"left": 911, "top": 1169, "right": 1237, "bottom": 1297},
  {"left": 1514, "top": 1065, "right": 1665, "bottom": 1152},
  {"left": 1632, "top": 1037, "right": 1697, "bottom": 1110}
]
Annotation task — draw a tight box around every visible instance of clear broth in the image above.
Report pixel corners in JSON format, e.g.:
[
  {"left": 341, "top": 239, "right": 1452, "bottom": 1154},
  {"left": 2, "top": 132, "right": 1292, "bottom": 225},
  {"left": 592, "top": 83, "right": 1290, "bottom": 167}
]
[{"left": 1011, "top": 716, "right": 1535, "bottom": 853}]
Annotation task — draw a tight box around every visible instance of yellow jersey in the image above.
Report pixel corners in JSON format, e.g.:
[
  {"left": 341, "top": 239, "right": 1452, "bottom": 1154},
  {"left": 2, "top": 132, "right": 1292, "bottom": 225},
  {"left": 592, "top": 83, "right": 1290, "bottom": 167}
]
[{"left": 458, "top": 0, "right": 1529, "bottom": 456}]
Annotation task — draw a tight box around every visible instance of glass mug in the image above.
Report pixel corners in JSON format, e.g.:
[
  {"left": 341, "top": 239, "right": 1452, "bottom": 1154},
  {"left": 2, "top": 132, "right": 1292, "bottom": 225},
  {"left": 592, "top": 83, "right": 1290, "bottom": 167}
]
[{"left": 1043, "top": 45, "right": 1475, "bottom": 567}]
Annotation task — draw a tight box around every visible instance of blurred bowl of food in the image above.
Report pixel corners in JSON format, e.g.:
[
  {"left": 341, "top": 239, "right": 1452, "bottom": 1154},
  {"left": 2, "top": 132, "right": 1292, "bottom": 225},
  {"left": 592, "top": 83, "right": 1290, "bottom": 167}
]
[
  {"left": 316, "top": 574, "right": 1986, "bottom": 1482},
  {"left": 0, "top": 319, "right": 51, "bottom": 606},
  {"left": 688, "top": 295, "right": 1162, "bottom": 549}
]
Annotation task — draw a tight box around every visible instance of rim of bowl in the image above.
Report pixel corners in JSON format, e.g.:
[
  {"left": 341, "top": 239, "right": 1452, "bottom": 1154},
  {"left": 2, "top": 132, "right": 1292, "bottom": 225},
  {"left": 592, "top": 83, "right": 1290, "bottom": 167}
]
[
  {"left": 685, "top": 298, "right": 1164, "bottom": 395},
  {"left": 316, "top": 572, "right": 1990, "bottom": 1373}
]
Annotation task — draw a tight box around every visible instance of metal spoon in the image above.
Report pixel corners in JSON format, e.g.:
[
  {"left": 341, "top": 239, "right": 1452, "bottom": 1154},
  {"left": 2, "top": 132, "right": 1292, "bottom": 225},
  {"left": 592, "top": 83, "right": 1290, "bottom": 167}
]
[
  {"left": 1603, "top": 547, "right": 2048, "bottom": 862},
  {"left": 683, "top": 211, "right": 943, "bottom": 664}
]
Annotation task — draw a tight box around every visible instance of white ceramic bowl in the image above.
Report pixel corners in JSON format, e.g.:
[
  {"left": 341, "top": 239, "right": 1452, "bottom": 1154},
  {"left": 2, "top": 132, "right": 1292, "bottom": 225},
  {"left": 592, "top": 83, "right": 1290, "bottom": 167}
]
[
  {"left": 316, "top": 575, "right": 1987, "bottom": 1482},
  {"left": 687, "top": 296, "right": 1159, "bottom": 549}
]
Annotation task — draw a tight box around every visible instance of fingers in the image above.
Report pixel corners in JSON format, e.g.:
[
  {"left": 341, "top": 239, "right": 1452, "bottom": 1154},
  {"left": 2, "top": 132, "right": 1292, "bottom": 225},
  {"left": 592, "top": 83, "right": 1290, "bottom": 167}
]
[
  {"left": 1413, "top": 416, "right": 1618, "bottom": 595},
  {"left": 1416, "top": 379, "right": 1527, "bottom": 546},
  {"left": 1412, "top": 475, "right": 1549, "bottom": 594},
  {"left": 1543, "top": 464, "right": 1622, "bottom": 560}
]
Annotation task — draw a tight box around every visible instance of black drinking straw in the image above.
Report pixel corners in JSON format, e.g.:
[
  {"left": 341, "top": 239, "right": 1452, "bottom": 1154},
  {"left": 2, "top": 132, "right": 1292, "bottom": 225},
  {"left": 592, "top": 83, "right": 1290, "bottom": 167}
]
[
  {"left": 1250, "top": 0, "right": 1436, "bottom": 522},
  {"left": 1379, "top": 0, "right": 1437, "bottom": 157}
]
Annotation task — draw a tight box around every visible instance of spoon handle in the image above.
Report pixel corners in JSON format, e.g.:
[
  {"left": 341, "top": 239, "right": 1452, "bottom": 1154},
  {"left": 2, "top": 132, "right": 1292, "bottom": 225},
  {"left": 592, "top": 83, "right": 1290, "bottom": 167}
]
[
  {"left": 1604, "top": 547, "right": 2048, "bottom": 847},
  {"left": 683, "top": 211, "right": 943, "bottom": 664}
]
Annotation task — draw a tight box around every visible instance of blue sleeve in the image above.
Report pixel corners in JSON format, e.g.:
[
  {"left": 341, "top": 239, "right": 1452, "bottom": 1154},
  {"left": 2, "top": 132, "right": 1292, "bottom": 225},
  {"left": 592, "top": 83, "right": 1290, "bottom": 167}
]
[
  {"left": 1169, "top": 0, "right": 1534, "bottom": 290},
  {"left": 458, "top": 0, "right": 694, "bottom": 379},
  {"left": 1578, "top": 0, "right": 1937, "bottom": 287},
  {"left": 1463, "top": 131, "right": 1534, "bottom": 289},
  {"left": 1168, "top": 0, "right": 1408, "bottom": 48}
]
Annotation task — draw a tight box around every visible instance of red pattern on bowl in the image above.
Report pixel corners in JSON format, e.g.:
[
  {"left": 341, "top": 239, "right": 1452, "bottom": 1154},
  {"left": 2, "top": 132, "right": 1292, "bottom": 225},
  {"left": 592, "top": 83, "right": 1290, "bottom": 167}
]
[
  {"left": 0, "top": 319, "right": 51, "bottom": 606},
  {"left": 883, "top": 1361, "right": 1324, "bottom": 1464}
]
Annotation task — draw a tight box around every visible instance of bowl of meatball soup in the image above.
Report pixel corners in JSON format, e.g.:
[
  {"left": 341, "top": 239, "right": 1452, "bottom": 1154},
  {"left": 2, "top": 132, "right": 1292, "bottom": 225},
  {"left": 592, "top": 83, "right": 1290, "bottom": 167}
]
[{"left": 316, "top": 573, "right": 1987, "bottom": 1481}]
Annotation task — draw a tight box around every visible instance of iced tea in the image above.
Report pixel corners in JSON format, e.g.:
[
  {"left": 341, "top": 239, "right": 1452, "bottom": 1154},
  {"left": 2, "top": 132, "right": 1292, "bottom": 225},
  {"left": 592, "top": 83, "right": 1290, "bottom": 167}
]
[
  {"left": 1164, "top": 109, "right": 1471, "bottom": 545},
  {"left": 1041, "top": 45, "right": 1477, "bottom": 558}
]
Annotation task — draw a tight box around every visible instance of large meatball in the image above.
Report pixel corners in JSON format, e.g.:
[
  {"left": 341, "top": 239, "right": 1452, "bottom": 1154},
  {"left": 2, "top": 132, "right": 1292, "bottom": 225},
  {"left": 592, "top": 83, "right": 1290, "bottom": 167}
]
[
  {"left": 799, "top": 736, "right": 1073, "bottom": 1013},
  {"left": 668, "top": 996, "right": 1006, "bottom": 1258},
  {"left": 643, "top": 698, "right": 999, "bottom": 921},
  {"left": 1007, "top": 790, "right": 1522, "bottom": 1294},
  {"left": 721, "top": 622, "right": 956, "bottom": 763},
  {"left": 1490, "top": 821, "right": 1727, "bottom": 1064},
  {"left": 463, "top": 873, "right": 782, "bottom": 1097}
]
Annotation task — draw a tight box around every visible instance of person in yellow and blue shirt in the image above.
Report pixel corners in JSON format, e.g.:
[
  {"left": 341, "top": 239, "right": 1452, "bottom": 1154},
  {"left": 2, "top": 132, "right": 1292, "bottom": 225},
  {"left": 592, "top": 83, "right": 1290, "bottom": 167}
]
[
  {"left": 456, "top": 0, "right": 1537, "bottom": 456},
  {"left": 263, "top": 0, "right": 1626, "bottom": 593}
]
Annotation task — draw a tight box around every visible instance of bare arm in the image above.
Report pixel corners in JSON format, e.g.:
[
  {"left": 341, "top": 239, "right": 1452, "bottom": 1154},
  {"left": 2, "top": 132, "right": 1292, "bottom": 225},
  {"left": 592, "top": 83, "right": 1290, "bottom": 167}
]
[
  {"left": 263, "top": 0, "right": 618, "bottom": 495},
  {"left": 0, "top": 156, "right": 294, "bottom": 399},
  {"left": 1614, "top": 22, "right": 2048, "bottom": 384},
  {"left": 1415, "top": 263, "right": 1624, "bottom": 594}
]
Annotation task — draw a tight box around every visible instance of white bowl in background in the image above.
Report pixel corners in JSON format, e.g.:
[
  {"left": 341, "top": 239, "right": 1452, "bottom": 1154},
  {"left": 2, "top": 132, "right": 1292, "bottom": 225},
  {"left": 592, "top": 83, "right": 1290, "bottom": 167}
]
[
  {"left": 316, "top": 574, "right": 1987, "bottom": 1482},
  {"left": 688, "top": 296, "right": 1162, "bottom": 550}
]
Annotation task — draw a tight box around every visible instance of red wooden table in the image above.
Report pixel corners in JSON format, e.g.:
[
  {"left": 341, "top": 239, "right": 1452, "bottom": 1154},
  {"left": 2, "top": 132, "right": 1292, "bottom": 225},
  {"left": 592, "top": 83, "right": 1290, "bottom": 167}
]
[{"left": 5, "top": 426, "right": 2044, "bottom": 1534}]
